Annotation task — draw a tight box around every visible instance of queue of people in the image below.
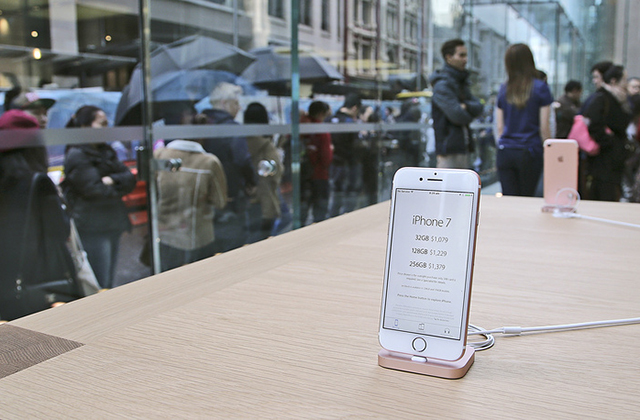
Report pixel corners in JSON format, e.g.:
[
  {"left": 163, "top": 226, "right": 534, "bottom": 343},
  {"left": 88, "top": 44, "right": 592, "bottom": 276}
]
[
  {"left": 3, "top": 39, "right": 640, "bottom": 321},
  {"left": 555, "top": 62, "right": 640, "bottom": 202},
  {"left": 426, "top": 38, "right": 640, "bottom": 203}
]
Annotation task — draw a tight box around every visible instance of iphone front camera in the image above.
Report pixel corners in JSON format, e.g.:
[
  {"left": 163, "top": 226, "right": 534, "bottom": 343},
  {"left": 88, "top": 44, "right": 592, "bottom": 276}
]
[{"left": 419, "top": 177, "right": 423, "bottom": 181}]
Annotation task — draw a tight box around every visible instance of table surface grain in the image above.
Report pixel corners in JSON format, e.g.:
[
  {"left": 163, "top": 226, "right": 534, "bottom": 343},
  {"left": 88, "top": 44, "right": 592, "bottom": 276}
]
[{"left": 1, "top": 195, "right": 639, "bottom": 418}]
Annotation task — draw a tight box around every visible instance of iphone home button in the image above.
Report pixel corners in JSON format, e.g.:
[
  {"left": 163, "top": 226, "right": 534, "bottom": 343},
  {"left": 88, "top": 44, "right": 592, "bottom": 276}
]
[{"left": 412, "top": 337, "right": 427, "bottom": 352}]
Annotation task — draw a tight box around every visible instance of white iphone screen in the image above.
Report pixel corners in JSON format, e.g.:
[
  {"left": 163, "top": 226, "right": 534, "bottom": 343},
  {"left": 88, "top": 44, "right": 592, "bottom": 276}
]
[{"left": 383, "top": 188, "right": 475, "bottom": 340}]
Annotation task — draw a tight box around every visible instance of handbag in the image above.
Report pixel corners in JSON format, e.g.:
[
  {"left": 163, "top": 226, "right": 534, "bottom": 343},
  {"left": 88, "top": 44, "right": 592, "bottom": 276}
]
[
  {"left": 68, "top": 219, "right": 101, "bottom": 296},
  {"left": 10, "top": 173, "right": 83, "bottom": 319},
  {"left": 567, "top": 115, "right": 600, "bottom": 156}
]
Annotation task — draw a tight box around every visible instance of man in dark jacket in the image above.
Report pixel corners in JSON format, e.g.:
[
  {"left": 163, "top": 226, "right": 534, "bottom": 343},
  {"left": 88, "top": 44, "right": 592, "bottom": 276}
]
[
  {"left": 200, "top": 82, "right": 257, "bottom": 253},
  {"left": 329, "top": 93, "right": 361, "bottom": 217},
  {"left": 554, "top": 80, "right": 582, "bottom": 139},
  {"left": 429, "top": 39, "right": 483, "bottom": 169},
  {"left": 581, "top": 61, "right": 613, "bottom": 114}
]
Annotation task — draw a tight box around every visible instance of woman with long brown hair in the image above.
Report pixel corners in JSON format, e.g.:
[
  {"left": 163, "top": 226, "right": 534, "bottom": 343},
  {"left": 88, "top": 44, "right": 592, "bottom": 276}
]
[{"left": 496, "top": 43, "right": 553, "bottom": 196}]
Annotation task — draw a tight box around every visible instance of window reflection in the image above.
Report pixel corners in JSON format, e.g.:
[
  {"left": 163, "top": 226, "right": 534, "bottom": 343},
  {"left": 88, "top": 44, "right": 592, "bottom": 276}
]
[{"left": 0, "top": 0, "right": 634, "bottom": 318}]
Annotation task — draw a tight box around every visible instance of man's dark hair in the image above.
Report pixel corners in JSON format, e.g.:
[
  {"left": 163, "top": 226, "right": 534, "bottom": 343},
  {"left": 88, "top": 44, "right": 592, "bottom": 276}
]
[
  {"left": 342, "top": 93, "right": 361, "bottom": 109},
  {"left": 244, "top": 102, "right": 269, "bottom": 124},
  {"left": 590, "top": 61, "right": 613, "bottom": 76},
  {"left": 564, "top": 80, "right": 582, "bottom": 94},
  {"left": 441, "top": 39, "right": 465, "bottom": 60},
  {"left": 536, "top": 69, "right": 547, "bottom": 82},
  {"left": 308, "top": 100, "right": 330, "bottom": 118},
  {"left": 603, "top": 65, "right": 624, "bottom": 84},
  {"left": 66, "top": 105, "right": 103, "bottom": 128}
]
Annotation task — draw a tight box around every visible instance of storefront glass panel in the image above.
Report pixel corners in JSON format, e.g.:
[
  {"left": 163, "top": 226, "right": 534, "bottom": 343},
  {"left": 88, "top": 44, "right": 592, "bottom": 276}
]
[{"left": 0, "top": 0, "right": 623, "bottom": 320}]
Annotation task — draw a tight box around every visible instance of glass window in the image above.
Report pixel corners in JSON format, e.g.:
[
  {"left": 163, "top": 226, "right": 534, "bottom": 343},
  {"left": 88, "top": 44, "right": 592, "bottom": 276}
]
[
  {"left": 268, "top": 0, "right": 284, "bottom": 19},
  {"left": 403, "top": 12, "right": 420, "bottom": 43},
  {"left": 77, "top": 5, "right": 139, "bottom": 54},
  {"left": 321, "top": 0, "right": 330, "bottom": 31},
  {"left": 362, "top": 0, "right": 372, "bottom": 26},
  {"left": 0, "top": 0, "right": 51, "bottom": 49},
  {"left": 387, "top": 45, "right": 398, "bottom": 65},
  {"left": 353, "top": 0, "right": 360, "bottom": 24},
  {"left": 0, "top": 0, "right": 625, "bottom": 321},
  {"left": 387, "top": 6, "right": 399, "bottom": 39},
  {"left": 300, "top": 0, "right": 312, "bottom": 26},
  {"left": 362, "top": 43, "right": 372, "bottom": 71}
]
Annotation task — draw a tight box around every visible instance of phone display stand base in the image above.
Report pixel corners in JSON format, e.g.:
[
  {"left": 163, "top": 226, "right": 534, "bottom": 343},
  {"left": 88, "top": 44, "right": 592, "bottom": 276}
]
[
  {"left": 541, "top": 204, "right": 576, "bottom": 213},
  {"left": 378, "top": 346, "right": 475, "bottom": 379}
]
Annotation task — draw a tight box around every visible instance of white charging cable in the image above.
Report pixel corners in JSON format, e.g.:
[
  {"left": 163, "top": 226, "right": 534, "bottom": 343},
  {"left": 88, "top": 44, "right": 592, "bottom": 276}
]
[
  {"left": 469, "top": 189, "right": 640, "bottom": 351},
  {"left": 556, "top": 211, "right": 640, "bottom": 229},
  {"left": 468, "top": 317, "right": 640, "bottom": 351},
  {"left": 467, "top": 324, "right": 495, "bottom": 351},
  {"left": 549, "top": 188, "right": 640, "bottom": 228}
]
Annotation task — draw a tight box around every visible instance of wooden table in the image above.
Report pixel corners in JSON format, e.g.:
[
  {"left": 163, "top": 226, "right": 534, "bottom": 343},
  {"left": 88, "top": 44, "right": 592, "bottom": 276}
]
[{"left": 2, "top": 195, "right": 640, "bottom": 418}]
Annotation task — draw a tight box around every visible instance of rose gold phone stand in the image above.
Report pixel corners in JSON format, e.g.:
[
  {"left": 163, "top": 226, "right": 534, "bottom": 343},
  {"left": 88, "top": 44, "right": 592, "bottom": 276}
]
[
  {"left": 541, "top": 204, "right": 576, "bottom": 213},
  {"left": 378, "top": 346, "right": 475, "bottom": 379}
]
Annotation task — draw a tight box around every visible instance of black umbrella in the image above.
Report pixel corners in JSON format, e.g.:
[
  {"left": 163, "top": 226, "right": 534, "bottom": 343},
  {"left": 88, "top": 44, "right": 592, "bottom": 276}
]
[
  {"left": 240, "top": 46, "right": 343, "bottom": 95},
  {"left": 115, "top": 35, "right": 257, "bottom": 125},
  {"left": 388, "top": 73, "right": 429, "bottom": 93},
  {"left": 115, "top": 69, "right": 254, "bottom": 125},
  {"left": 151, "top": 35, "right": 256, "bottom": 75}
]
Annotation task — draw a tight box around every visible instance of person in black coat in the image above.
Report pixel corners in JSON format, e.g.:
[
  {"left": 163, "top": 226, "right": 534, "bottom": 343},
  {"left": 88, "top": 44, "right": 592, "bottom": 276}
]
[
  {"left": 0, "top": 110, "right": 73, "bottom": 320},
  {"left": 62, "top": 106, "right": 136, "bottom": 288},
  {"left": 584, "top": 65, "right": 632, "bottom": 201},
  {"left": 328, "top": 93, "right": 362, "bottom": 217}
]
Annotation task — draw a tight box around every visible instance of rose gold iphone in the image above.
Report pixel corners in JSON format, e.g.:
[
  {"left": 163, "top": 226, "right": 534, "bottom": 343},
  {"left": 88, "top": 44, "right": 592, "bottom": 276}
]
[
  {"left": 379, "top": 168, "right": 481, "bottom": 361},
  {"left": 543, "top": 139, "right": 579, "bottom": 210}
]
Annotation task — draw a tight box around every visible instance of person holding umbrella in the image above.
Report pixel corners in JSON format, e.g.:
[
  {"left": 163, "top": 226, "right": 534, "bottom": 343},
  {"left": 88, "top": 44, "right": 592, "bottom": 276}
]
[{"left": 199, "top": 82, "right": 257, "bottom": 253}]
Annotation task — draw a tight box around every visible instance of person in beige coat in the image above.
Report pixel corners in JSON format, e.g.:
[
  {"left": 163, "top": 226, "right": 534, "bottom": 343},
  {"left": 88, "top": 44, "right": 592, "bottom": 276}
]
[
  {"left": 154, "top": 139, "right": 227, "bottom": 271},
  {"left": 243, "top": 103, "right": 283, "bottom": 242}
]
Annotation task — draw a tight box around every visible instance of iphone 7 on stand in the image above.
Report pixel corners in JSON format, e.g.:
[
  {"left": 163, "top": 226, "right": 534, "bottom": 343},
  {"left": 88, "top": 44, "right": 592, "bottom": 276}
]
[{"left": 379, "top": 168, "right": 481, "bottom": 362}]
